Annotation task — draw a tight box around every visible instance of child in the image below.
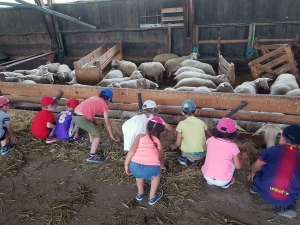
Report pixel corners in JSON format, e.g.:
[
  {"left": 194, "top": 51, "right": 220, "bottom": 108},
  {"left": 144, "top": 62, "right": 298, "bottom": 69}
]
[
  {"left": 201, "top": 117, "right": 248, "bottom": 188},
  {"left": 31, "top": 96, "right": 58, "bottom": 143},
  {"left": 248, "top": 125, "right": 300, "bottom": 218},
  {"left": 122, "top": 100, "right": 174, "bottom": 152},
  {"left": 171, "top": 100, "right": 212, "bottom": 165},
  {"left": 0, "top": 96, "right": 17, "bottom": 155},
  {"left": 54, "top": 98, "right": 82, "bottom": 142},
  {"left": 72, "top": 88, "right": 120, "bottom": 163},
  {"left": 124, "top": 116, "right": 165, "bottom": 205}
]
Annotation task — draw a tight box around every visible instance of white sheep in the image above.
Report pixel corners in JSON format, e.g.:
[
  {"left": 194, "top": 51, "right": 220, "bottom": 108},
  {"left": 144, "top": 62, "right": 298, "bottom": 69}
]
[
  {"left": 165, "top": 53, "right": 198, "bottom": 78},
  {"left": 212, "top": 82, "right": 234, "bottom": 93},
  {"left": 45, "top": 62, "right": 61, "bottom": 73},
  {"left": 285, "top": 89, "right": 300, "bottom": 96},
  {"left": 234, "top": 78, "right": 272, "bottom": 94},
  {"left": 96, "top": 70, "right": 143, "bottom": 87},
  {"left": 253, "top": 124, "right": 283, "bottom": 148},
  {"left": 12, "top": 70, "right": 31, "bottom": 75},
  {"left": 0, "top": 72, "right": 25, "bottom": 77},
  {"left": 22, "top": 80, "right": 37, "bottom": 84},
  {"left": 164, "top": 82, "right": 233, "bottom": 93},
  {"left": 111, "top": 60, "right": 137, "bottom": 77},
  {"left": 153, "top": 53, "right": 179, "bottom": 65},
  {"left": 137, "top": 62, "right": 165, "bottom": 84},
  {"left": 24, "top": 73, "right": 54, "bottom": 84},
  {"left": 30, "top": 65, "right": 49, "bottom": 76},
  {"left": 65, "top": 70, "right": 77, "bottom": 85},
  {"left": 174, "top": 66, "right": 205, "bottom": 77},
  {"left": 103, "top": 69, "right": 124, "bottom": 79},
  {"left": 174, "top": 77, "right": 217, "bottom": 89},
  {"left": 109, "top": 78, "right": 158, "bottom": 89},
  {"left": 270, "top": 74, "right": 299, "bottom": 95},
  {"left": 180, "top": 59, "right": 216, "bottom": 76},
  {"left": 5, "top": 76, "right": 24, "bottom": 82},
  {"left": 57, "top": 64, "right": 72, "bottom": 83},
  {"left": 174, "top": 71, "right": 230, "bottom": 85}
]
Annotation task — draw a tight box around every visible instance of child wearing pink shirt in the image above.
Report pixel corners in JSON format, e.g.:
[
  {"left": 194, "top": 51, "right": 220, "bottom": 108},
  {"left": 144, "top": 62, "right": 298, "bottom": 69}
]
[
  {"left": 124, "top": 116, "right": 166, "bottom": 205},
  {"left": 201, "top": 118, "right": 248, "bottom": 188}
]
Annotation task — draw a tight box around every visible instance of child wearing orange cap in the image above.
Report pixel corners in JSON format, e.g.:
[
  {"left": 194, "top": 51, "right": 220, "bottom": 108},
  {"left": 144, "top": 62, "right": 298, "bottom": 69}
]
[
  {"left": 54, "top": 98, "right": 82, "bottom": 142},
  {"left": 31, "top": 96, "right": 58, "bottom": 143},
  {"left": 0, "top": 96, "right": 18, "bottom": 155}
]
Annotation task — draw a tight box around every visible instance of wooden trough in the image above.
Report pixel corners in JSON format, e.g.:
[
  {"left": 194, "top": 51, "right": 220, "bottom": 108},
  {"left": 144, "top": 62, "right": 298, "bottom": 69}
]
[
  {"left": 1, "top": 83, "right": 300, "bottom": 125},
  {"left": 73, "top": 43, "right": 123, "bottom": 85}
]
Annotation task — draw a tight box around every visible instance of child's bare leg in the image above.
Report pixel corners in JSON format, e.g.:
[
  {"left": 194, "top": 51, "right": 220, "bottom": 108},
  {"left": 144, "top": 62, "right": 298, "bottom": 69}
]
[
  {"left": 149, "top": 174, "right": 161, "bottom": 198},
  {"left": 89, "top": 133, "right": 93, "bottom": 143},
  {"left": 90, "top": 137, "right": 100, "bottom": 154},
  {"left": 181, "top": 151, "right": 186, "bottom": 157},
  {"left": 74, "top": 128, "right": 79, "bottom": 139},
  {"left": 49, "top": 129, "right": 54, "bottom": 137},
  {"left": 136, "top": 178, "right": 145, "bottom": 194},
  {"left": 1, "top": 133, "right": 8, "bottom": 147}
]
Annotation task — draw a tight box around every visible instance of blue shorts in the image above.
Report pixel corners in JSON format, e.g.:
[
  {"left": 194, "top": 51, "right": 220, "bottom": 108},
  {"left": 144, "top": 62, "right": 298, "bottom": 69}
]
[
  {"left": 0, "top": 127, "right": 7, "bottom": 141},
  {"left": 130, "top": 161, "right": 161, "bottom": 181}
]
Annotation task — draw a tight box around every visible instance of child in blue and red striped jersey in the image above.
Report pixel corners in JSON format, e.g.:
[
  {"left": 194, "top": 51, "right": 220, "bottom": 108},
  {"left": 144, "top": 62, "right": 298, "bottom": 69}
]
[{"left": 248, "top": 125, "right": 300, "bottom": 219}]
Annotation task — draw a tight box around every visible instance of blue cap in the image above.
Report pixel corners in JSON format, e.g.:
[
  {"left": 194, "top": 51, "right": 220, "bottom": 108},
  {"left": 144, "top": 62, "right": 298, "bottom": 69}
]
[
  {"left": 100, "top": 88, "right": 114, "bottom": 102},
  {"left": 181, "top": 100, "right": 196, "bottom": 112}
]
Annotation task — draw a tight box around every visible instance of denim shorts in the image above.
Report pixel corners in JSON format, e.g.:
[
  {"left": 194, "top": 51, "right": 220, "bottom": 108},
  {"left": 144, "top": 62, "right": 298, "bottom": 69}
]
[
  {"left": 130, "top": 161, "right": 161, "bottom": 181},
  {"left": 0, "top": 127, "right": 7, "bottom": 141}
]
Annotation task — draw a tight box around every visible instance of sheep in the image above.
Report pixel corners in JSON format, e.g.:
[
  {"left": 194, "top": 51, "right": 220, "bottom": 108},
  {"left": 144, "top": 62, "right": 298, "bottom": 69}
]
[
  {"left": 165, "top": 53, "right": 198, "bottom": 79},
  {"left": 103, "top": 69, "right": 124, "bottom": 79},
  {"left": 174, "top": 77, "right": 217, "bottom": 89},
  {"left": 96, "top": 70, "right": 143, "bottom": 87},
  {"left": 4, "top": 76, "right": 24, "bottom": 82},
  {"left": 174, "top": 67, "right": 205, "bottom": 77},
  {"left": 65, "top": 70, "right": 77, "bottom": 85},
  {"left": 234, "top": 78, "right": 272, "bottom": 94},
  {"left": 12, "top": 70, "right": 31, "bottom": 75},
  {"left": 45, "top": 62, "right": 61, "bottom": 73},
  {"left": 164, "top": 82, "right": 233, "bottom": 93},
  {"left": 30, "top": 65, "right": 49, "bottom": 76},
  {"left": 109, "top": 78, "right": 158, "bottom": 89},
  {"left": 212, "top": 82, "right": 234, "bottom": 93},
  {"left": 285, "top": 89, "right": 300, "bottom": 96},
  {"left": 57, "top": 64, "right": 72, "bottom": 83},
  {"left": 0, "top": 72, "right": 25, "bottom": 77},
  {"left": 153, "top": 53, "right": 179, "bottom": 65},
  {"left": 174, "top": 71, "right": 230, "bottom": 85},
  {"left": 253, "top": 124, "right": 283, "bottom": 148},
  {"left": 270, "top": 74, "right": 299, "bottom": 95},
  {"left": 111, "top": 60, "right": 137, "bottom": 77},
  {"left": 24, "top": 73, "right": 54, "bottom": 84},
  {"left": 22, "top": 80, "right": 37, "bottom": 84},
  {"left": 137, "top": 62, "right": 165, "bottom": 84},
  {"left": 180, "top": 59, "right": 216, "bottom": 76}
]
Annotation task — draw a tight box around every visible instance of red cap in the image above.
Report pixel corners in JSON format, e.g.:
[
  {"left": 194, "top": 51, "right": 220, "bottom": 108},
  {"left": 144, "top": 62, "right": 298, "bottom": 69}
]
[
  {"left": 0, "top": 96, "right": 9, "bottom": 107},
  {"left": 66, "top": 98, "right": 79, "bottom": 109},
  {"left": 41, "top": 96, "right": 55, "bottom": 107},
  {"left": 217, "top": 118, "right": 236, "bottom": 133}
]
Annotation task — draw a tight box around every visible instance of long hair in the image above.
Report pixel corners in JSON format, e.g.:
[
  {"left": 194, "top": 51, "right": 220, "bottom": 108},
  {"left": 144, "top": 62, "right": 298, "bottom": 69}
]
[
  {"left": 212, "top": 127, "right": 238, "bottom": 140},
  {"left": 135, "top": 108, "right": 153, "bottom": 118},
  {"left": 146, "top": 120, "right": 165, "bottom": 151}
]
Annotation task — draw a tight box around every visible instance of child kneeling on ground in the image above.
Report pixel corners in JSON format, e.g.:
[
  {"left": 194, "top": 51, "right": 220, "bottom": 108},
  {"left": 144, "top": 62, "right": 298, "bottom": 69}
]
[
  {"left": 54, "top": 98, "right": 82, "bottom": 142},
  {"left": 124, "top": 116, "right": 166, "bottom": 205},
  {"left": 0, "top": 97, "right": 18, "bottom": 155},
  {"left": 31, "top": 96, "right": 58, "bottom": 143},
  {"left": 171, "top": 100, "right": 212, "bottom": 165},
  {"left": 201, "top": 118, "right": 248, "bottom": 188},
  {"left": 248, "top": 125, "right": 300, "bottom": 219}
]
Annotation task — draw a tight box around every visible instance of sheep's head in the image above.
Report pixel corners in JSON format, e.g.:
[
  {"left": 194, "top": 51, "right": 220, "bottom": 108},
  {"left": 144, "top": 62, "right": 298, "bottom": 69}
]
[
  {"left": 253, "top": 124, "right": 282, "bottom": 148},
  {"left": 190, "top": 52, "right": 198, "bottom": 60},
  {"left": 218, "top": 74, "right": 230, "bottom": 83},
  {"left": 130, "top": 70, "right": 143, "bottom": 79},
  {"left": 216, "top": 82, "right": 234, "bottom": 93},
  {"left": 254, "top": 78, "right": 272, "bottom": 91},
  {"left": 37, "top": 65, "right": 49, "bottom": 76},
  {"left": 111, "top": 60, "right": 119, "bottom": 68},
  {"left": 137, "top": 78, "right": 147, "bottom": 89}
]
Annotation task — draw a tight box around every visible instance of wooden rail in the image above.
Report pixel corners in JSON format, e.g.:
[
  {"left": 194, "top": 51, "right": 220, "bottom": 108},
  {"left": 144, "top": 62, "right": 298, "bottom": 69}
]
[{"left": 1, "top": 83, "right": 300, "bottom": 124}]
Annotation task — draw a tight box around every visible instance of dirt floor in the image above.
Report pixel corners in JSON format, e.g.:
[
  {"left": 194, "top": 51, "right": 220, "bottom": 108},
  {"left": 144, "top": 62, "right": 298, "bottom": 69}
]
[{"left": 0, "top": 111, "right": 300, "bottom": 225}]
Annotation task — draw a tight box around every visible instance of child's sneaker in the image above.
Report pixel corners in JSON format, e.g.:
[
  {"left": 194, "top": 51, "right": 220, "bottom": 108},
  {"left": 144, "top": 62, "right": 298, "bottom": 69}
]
[
  {"left": 136, "top": 184, "right": 149, "bottom": 201},
  {"left": 249, "top": 184, "right": 259, "bottom": 194},
  {"left": 86, "top": 153, "right": 106, "bottom": 163},
  {"left": 222, "top": 177, "right": 235, "bottom": 188},
  {"left": 277, "top": 203, "right": 297, "bottom": 218},
  {"left": 71, "top": 135, "right": 84, "bottom": 143},
  {"left": 177, "top": 155, "right": 189, "bottom": 165},
  {"left": 148, "top": 189, "right": 163, "bottom": 205},
  {"left": 46, "top": 136, "right": 59, "bottom": 144},
  {"left": 1, "top": 145, "right": 15, "bottom": 155}
]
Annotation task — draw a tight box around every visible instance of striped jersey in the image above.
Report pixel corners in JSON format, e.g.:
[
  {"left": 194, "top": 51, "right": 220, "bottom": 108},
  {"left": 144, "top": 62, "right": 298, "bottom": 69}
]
[{"left": 54, "top": 110, "right": 77, "bottom": 140}]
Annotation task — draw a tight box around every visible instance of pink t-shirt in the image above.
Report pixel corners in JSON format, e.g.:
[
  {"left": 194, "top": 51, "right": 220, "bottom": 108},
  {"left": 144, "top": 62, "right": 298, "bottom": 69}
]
[
  {"left": 75, "top": 96, "right": 108, "bottom": 121},
  {"left": 201, "top": 137, "right": 240, "bottom": 181},
  {"left": 131, "top": 135, "right": 162, "bottom": 166}
]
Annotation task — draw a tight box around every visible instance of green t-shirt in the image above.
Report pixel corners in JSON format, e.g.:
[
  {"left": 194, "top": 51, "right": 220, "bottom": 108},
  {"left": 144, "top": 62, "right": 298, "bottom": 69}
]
[{"left": 176, "top": 116, "right": 208, "bottom": 153}]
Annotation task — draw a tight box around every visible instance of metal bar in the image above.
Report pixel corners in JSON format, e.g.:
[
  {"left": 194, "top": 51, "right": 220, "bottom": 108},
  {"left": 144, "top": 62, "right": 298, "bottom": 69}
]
[
  {"left": 15, "top": 0, "right": 96, "bottom": 30},
  {"left": 0, "top": 2, "right": 29, "bottom": 7}
]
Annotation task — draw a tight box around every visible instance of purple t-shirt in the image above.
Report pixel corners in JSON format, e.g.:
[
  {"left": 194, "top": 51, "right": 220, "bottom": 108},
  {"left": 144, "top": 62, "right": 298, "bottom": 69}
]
[{"left": 54, "top": 110, "right": 77, "bottom": 140}]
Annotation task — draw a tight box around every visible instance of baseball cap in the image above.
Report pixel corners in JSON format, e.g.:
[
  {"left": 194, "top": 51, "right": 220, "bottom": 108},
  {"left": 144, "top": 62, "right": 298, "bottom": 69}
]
[
  {"left": 99, "top": 88, "right": 114, "bottom": 102},
  {"left": 181, "top": 100, "right": 196, "bottom": 112},
  {"left": 217, "top": 117, "right": 236, "bottom": 133},
  {"left": 66, "top": 98, "right": 79, "bottom": 109},
  {"left": 41, "top": 96, "right": 56, "bottom": 107},
  {"left": 282, "top": 125, "right": 300, "bottom": 145},
  {"left": 150, "top": 116, "right": 165, "bottom": 125},
  {"left": 142, "top": 100, "right": 161, "bottom": 113},
  {"left": 0, "top": 96, "right": 9, "bottom": 107}
]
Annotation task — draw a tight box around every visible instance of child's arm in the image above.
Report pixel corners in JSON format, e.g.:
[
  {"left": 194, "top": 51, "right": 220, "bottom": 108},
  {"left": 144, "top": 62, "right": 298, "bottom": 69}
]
[
  {"left": 46, "top": 122, "right": 55, "bottom": 129},
  {"left": 124, "top": 135, "right": 140, "bottom": 175},
  {"left": 247, "top": 159, "right": 266, "bottom": 182},
  {"left": 233, "top": 151, "right": 248, "bottom": 169},
  {"left": 171, "top": 131, "right": 182, "bottom": 150},
  {"left": 164, "top": 122, "right": 175, "bottom": 134},
  {"left": 205, "top": 129, "right": 212, "bottom": 138},
  {"left": 6, "top": 124, "right": 18, "bottom": 143},
  {"left": 103, "top": 112, "right": 120, "bottom": 142}
]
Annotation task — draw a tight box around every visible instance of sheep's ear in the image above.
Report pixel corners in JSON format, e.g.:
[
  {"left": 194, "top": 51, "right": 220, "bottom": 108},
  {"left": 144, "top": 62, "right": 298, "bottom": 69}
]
[{"left": 255, "top": 78, "right": 262, "bottom": 83}]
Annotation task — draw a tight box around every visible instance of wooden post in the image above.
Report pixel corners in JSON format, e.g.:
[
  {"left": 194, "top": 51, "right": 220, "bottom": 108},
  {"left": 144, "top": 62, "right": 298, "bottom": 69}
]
[
  {"left": 189, "top": 0, "right": 194, "bottom": 39},
  {"left": 168, "top": 24, "right": 172, "bottom": 53},
  {"left": 217, "top": 37, "right": 221, "bottom": 74}
]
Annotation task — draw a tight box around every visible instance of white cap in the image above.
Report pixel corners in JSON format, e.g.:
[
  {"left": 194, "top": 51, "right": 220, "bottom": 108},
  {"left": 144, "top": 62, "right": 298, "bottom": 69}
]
[{"left": 142, "top": 100, "right": 161, "bottom": 113}]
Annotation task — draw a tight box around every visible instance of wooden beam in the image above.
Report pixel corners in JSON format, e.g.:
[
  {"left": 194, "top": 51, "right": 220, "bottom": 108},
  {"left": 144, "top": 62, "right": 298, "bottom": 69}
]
[
  {"left": 162, "top": 23, "right": 184, "bottom": 27},
  {"left": 162, "top": 16, "right": 184, "bottom": 22},
  {"left": 162, "top": 7, "right": 183, "bottom": 13}
]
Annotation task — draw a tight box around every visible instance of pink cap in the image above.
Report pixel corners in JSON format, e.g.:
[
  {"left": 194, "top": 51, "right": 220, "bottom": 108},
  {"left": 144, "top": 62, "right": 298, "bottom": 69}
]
[
  {"left": 216, "top": 117, "right": 236, "bottom": 133},
  {"left": 150, "top": 116, "right": 165, "bottom": 125}
]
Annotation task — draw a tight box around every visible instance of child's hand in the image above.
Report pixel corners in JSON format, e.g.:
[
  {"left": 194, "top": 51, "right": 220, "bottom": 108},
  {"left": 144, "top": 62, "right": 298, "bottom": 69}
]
[
  {"left": 125, "top": 165, "right": 132, "bottom": 175},
  {"left": 247, "top": 171, "right": 255, "bottom": 182},
  {"left": 241, "top": 151, "right": 248, "bottom": 159},
  {"left": 10, "top": 134, "right": 18, "bottom": 143},
  {"left": 111, "top": 135, "right": 120, "bottom": 142},
  {"left": 170, "top": 144, "right": 177, "bottom": 150},
  {"left": 160, "top": 164, "right": 166, "bottom": 170}
]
